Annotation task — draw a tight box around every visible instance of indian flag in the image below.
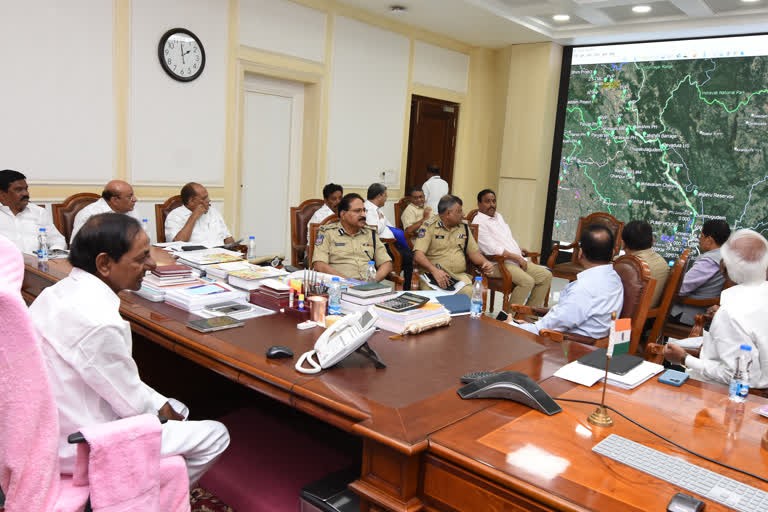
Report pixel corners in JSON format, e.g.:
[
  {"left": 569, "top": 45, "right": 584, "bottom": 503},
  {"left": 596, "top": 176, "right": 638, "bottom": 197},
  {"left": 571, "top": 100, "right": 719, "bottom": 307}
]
[{"left": 607, "top": 318, "right": 632, "bottom": 356}]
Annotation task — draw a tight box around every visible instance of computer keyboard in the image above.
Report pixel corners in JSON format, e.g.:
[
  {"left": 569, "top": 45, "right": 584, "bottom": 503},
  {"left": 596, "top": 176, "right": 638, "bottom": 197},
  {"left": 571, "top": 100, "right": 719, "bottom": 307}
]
[{"left": 593, "top": 434, "right": 768, "bottom": 512}]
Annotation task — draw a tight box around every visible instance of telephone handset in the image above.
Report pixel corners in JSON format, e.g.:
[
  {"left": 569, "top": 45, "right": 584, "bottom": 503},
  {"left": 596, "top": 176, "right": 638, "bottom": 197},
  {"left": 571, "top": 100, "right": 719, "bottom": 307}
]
[{"left": 295, "top": 307, "right": 380, "bottom": 374}]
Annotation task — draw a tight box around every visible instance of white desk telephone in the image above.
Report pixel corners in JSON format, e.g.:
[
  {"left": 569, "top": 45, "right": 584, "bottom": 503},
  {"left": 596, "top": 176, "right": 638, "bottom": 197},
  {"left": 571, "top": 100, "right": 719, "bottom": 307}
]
[{"left": 295, "top": 307, "right": 380, "bottom": 374}]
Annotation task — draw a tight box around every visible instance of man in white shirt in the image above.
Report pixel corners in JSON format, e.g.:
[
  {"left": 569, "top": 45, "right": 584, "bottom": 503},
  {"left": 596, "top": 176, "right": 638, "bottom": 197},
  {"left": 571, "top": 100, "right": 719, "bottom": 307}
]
[
  {"left": 663, "top": 229, "right": 768, "bottom": 389},
  {"left": 473, "top": 189, "right": 551, "bottom": 307},
  {"left": 0, "top": 169, "right": 66, "bottom": 254},
  {"left": 165, "top": 182, "right": 234, "bottom": 246},
  {"left": 365, "top": 183, "right": 414, "bottom": 289},
  {"left": 513, "top": 225, "right": 624, "bottom": 339},
  {"left": 70, "top": 179, "right": 141, "bottom": 241},
  {"left": 29, "top": 213, "right": 229, "bottom": 486},
  {"left": 306, "top": 183, "right": 343, "bottom": 244},
  {"left": 422, "top": 164, "right": 449, "bottom": 212}
]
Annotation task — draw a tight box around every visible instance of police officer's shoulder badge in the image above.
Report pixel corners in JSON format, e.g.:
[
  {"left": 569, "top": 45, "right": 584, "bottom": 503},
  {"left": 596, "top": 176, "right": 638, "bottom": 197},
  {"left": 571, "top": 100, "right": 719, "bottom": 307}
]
[{"left": 315, "top": 234, "right": 324, "bottom": 245}]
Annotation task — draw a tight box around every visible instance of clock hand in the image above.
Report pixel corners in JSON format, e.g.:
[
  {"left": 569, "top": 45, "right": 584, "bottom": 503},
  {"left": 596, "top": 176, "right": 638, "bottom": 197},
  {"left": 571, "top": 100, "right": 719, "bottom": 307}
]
[{"left": 180, "top": 41, "right": 185, "bottom": 65}]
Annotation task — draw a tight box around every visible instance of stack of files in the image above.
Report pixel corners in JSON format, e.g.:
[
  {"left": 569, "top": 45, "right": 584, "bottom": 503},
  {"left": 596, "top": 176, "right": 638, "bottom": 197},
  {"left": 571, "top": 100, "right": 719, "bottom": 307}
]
[
  {"left": 176, "top": 248, "right": 244, "bottom": 270},
  {"left": 374, "top": 302, "right": 448, "bottom": 333},
  {"left": 227, "top": 266, "right": 288, "bottom": 290},
  {"left": 554, "top": 359, "right": 664, "bottom": 390},
  {"left": 340, "top": 290, "right": 398, "bottom": 310},
  {"left": 345, "top": 282, "right": 392, "bottom": 298},
  {"left": 205, "top": 261, "right": 252, "bottom": 280},
  {"left": 137, "top": 265, "right": 204, "bottom": 301},
  {"left": 165, "top": 282, "right": 248, "bottom": 312},
  {"left": 249, "top": 279, "right": 293, "bottom": 310}
]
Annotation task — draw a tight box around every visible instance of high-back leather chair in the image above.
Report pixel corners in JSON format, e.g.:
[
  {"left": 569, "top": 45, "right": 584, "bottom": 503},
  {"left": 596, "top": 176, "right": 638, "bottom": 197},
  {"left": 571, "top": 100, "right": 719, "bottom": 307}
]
[
  {"left": 290, "top": 199, "right": 324, "bottom": 267},
  {"left": 52, "top": 193, "right": 100, "bottom": 245},
  {"left": 546, "top": 212, "right": 624, "bottom": 282},
  {"left": 154, "top": 195, "right": 183, "bottom": 243},
  {"left": 393, "top": 197, "right": 411, "bottom": 231}
]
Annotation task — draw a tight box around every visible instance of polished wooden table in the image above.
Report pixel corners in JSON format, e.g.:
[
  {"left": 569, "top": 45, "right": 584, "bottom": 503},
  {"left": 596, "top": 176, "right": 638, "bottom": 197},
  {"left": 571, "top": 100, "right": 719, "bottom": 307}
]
[{"left": 22, "top": 254, "right": 768, "bottom": 511}]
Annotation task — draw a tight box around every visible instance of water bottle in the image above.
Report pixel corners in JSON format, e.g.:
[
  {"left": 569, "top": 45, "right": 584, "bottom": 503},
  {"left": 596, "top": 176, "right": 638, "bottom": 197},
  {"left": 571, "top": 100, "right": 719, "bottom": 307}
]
[
  {"left": 366, "top": 261, "right": 377, "bottom": 282},
  {"left": 328, "top": 277, "right": 342, "bottom": 315},
  {"left": 38, "top": 228, "right": 49, "bottom": 263},
  {"left": 728, "top": 344, "right": 752, "bottom": 402},
  {"left": 470, "top": 276, "right": 483, "bottom": 318},
  {"left": 141, "top": 218, "right": 151, "bottom": 238},
  {"left": 247, "top": 236, "right": 257, "bottom": 260}
]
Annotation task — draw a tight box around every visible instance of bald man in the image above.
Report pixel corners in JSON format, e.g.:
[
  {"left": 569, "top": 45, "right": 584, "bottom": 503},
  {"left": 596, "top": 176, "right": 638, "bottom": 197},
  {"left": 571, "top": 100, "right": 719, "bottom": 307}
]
[
  {"left": 165, "top": 182, "right": 234, "bottom": 246},
  {"left": 70, "top": 180, "right": 140, "bottom": 241}
]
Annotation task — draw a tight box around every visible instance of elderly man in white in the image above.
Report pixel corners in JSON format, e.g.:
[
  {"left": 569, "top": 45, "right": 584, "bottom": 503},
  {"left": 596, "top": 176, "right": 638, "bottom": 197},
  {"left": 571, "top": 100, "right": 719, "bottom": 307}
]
[
  {"left": 664, "top": 229, "right": 768, "bottom": 389},
  {"left": 165, "top": 182, "right": 234, "bottom": 247},
  {"left": 70, "top": 179, "right": 141, "bottom": 241}
]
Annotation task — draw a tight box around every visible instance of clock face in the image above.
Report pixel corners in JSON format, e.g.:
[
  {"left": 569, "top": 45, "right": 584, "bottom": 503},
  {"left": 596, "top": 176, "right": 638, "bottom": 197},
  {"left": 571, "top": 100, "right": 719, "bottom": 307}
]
[{"left": 158, "top": 28, "right": 205, "bottom": 82}]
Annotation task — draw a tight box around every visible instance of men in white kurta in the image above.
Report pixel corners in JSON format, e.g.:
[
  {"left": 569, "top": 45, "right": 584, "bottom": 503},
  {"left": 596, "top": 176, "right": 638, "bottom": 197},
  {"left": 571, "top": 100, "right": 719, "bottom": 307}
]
[
  {"left": 70, "top": 180, "right": 141, "bottom": 241},
  {"left": 422, "top": 165, "right": 449, "bottom": 213},
  {"left": 165, "top": 182, "right": 234, "bottom": 247},
  {"left": 306, "top": 183, "right": 343, "bottom": 244},
  {"left": 0, "top": 169, "right": 66, "bottom": 254},
  {"left": 30, "top": 213, "right": 229, "bottom": 485},
  {"left": 663, "top": 230, "right": 768, "bottom": 389}
]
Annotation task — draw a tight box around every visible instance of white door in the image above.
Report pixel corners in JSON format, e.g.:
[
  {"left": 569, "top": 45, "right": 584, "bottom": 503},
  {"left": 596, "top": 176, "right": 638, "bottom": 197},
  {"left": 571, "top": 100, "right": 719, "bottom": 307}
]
[{"left": 239, "top": 75, "right": 303, "bottom": 258}]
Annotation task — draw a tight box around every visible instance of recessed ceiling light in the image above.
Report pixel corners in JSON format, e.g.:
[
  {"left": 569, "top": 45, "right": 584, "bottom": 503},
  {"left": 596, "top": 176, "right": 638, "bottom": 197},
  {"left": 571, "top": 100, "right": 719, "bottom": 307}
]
[
  {"left": 553, "top": 14, "right": 571, "bottom": 22},
  {"left": 741, "top": 0, "right": 760, "bottom": 3},
  {"left": 632, "top": 5, "right": 652, "bottom": 13},
  {"left": 389, "top": 5, "right": 407, "bottom": 14}
]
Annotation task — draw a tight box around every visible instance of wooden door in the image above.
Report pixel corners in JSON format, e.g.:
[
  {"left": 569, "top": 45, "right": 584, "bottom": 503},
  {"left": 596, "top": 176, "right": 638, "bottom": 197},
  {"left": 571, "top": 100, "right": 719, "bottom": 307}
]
[{"left": 405, "top": 95, "right": 458, "bottom": 192}]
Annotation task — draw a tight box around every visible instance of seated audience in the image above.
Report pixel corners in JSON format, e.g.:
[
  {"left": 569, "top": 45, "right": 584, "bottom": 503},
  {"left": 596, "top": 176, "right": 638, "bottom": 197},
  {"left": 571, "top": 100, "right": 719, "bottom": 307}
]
[
  {"left": 365, "top": 183, "right": 414, "bottom": 290},
  {"left": 663, "top": 229, "right": 768, "bottom": 389},
  {"left": 413, "top": 195, "right": 493, "bottom": 297},
  {"left": 422, "top": 164, "right": 449, "bottom": 213},
  {"left": 312, "top": 193, "right": 393, "bottom": 281},
  {"left": 165, "top": 182, "right": 234, "bottom": 246},
  {"left": 401, "top": 186, "right": 432, "bottom": 237},
  {"left": 0, "top": 169, "right": 66, "bottom": 253},
  {"left": 29, "top": 213, "right": 230, "bottom": 485},
  {"left": 670, "top": 219, "right": 731, "bottom": 324},
  {"left": 513, "top": 224, "right": 624, "bottom": 338},
  {"left": 71, "top": 179, "right": 140, "bottom": 240},
  {"left": 306, "top": 183, "right": 343, "bottom": 244},
  {"left": 621, "top": 220, "right": 670, "bottom": 308},
  {"left": 473, "top": 189, "right": 552, "bottom": 307}
]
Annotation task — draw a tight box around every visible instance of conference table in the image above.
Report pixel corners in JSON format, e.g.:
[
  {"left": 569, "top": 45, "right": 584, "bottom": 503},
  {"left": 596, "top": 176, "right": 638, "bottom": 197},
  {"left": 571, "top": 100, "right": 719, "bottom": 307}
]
[{"left": 21, "top": 252, "right": 768, "bottom": 511}]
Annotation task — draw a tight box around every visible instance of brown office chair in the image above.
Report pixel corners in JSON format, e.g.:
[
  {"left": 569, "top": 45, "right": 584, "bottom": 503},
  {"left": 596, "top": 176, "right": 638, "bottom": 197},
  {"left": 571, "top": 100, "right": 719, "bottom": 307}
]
[
  {"left": 467, "top": 208, "right": 541, "bottom": 313},
  {"left": 52, "top": 193, "right": 100, "bottom": 245},
  {"left": 290, "top": 199, "right": 324, "bottom": 268},
  {"left": 546, "top": 212, "right": 624, "bottom": 282},
  {"left": 154, "top": 195, "right": 183, "bottom": 243},
  {"left": 393, "top": 196, "right": 411, "bottom": 231},
  {"left": 644, "top": 249, "right": 691, "bottom": 345},
  {"left": 510, "top": 254, "right": 654, "bottom": 353}
]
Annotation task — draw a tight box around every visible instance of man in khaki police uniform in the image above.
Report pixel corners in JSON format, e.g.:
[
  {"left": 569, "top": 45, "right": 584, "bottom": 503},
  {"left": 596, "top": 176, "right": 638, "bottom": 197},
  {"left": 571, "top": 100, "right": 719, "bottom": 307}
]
[
  {"left": 401, "top": 186, "right": 432, "bottom": 237},
  {"left": 413, "top": 195, "right": 493, "bottom": 297},
  {"left": 312, "top": 193, "right": 393, "bottom": 281}
]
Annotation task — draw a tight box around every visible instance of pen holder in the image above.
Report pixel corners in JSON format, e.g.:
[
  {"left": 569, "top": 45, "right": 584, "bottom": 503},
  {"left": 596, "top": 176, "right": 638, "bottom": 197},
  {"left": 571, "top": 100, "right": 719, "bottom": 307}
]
[{"left": 285, "top": 306, "right": 311, "bottom": 321}]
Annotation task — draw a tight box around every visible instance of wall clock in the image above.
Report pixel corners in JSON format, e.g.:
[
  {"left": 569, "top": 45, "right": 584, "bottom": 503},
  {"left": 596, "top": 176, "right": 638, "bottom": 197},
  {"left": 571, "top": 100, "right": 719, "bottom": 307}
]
[{"left": 158, "top": 28, "right": 205, "bottom": 82}]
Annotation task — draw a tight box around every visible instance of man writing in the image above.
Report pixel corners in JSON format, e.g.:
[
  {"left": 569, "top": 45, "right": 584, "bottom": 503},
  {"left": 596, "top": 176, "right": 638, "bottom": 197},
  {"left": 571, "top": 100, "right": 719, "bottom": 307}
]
[
  {"left": 0, "top": 169, "right": 66, "bottom": 254},
  {"left": 165, "top": 182, "right": 234, "bottom": 246},
  {"left": 29, "top": 213, "right": 230, "bottom": 485},
  {"left": 473, "top": 189, "right": 552, "bottom": 307},
  {"left": 312, "top": 193, "right": 393, "bottom": 281},
  {"left": 71, "top": 179, "right": 141, "bottom": 240},
  {"left": 413, "top": 195, "right": 493, "bottom": 297},
  {"left": 513, "top": 225, "right": 624, "bottom": 338},
  {"left": 400, "top": 186, "right": 432, "bottom": 237}
]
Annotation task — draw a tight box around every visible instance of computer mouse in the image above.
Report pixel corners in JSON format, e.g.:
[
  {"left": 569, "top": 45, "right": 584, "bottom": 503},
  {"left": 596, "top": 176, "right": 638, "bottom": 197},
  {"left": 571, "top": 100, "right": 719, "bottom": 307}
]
[{"left": 266, "top": 345, "right": 294, "bottom": 359}]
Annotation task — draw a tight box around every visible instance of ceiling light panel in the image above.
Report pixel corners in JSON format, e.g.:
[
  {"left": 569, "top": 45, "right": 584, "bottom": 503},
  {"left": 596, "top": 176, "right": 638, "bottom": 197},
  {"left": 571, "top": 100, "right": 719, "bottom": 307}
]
[
  {"left": 601, "top": 1, "right": 686, "bottom": 21},
  {"left": 704, "top": 0, "right": 768, "bottom": 13}
]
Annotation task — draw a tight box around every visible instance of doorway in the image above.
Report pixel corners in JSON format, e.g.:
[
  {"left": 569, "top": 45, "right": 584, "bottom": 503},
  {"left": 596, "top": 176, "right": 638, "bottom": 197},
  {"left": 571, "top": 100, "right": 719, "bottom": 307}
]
[
  {"left": 240, "top": 74, "right": 304, "bottom": 258},
  {"left": 405, "top": 95, "right": 459, "bottom": 192}
]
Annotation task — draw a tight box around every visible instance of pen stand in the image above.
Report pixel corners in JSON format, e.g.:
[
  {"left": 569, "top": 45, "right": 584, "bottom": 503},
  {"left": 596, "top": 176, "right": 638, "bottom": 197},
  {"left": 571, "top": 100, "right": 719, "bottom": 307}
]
[{"left": 285, "top": 306, "right": 311, "bottom": 322}]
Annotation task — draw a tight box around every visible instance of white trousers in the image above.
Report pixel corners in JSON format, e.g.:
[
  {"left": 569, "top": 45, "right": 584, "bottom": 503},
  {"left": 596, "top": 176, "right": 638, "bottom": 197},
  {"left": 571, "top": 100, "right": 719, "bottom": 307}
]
[{"left": 160, "top": 419, "right": 230, "bottom": 487}]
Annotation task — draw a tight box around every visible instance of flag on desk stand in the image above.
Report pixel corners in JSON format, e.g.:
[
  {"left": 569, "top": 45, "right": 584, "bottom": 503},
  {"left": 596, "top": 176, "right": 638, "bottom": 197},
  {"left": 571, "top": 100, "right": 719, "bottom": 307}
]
[{"left": 606, "top": 318, "right": 632, "bottom": 356}]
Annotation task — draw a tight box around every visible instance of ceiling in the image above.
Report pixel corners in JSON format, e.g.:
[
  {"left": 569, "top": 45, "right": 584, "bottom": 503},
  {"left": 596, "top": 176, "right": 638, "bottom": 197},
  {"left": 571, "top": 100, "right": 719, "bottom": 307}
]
[{"left": 339, "top": 0, "right": 768, "bottom": 48}]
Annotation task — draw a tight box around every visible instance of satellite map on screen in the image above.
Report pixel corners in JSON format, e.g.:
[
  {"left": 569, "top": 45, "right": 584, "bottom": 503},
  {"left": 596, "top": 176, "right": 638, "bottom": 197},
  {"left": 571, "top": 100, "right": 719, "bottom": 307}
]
[{"left": 553, "top": 40, "right": 768, "bottom": 262}]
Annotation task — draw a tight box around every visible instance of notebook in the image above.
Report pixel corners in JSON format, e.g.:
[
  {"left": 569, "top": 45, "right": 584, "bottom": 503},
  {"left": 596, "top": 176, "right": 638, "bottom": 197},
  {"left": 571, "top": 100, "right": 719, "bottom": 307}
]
[
  {"left": 577, "top": 348, "right": 643, "bottom": 376},
  {"left": 436, "top": 294, "right": 471, "bottom": 315}
]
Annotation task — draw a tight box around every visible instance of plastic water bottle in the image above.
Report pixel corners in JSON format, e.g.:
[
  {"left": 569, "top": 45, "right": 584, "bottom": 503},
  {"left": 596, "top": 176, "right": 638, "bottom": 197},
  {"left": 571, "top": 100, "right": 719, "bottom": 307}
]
[
  {"left": 328, "top": 277, "right": 342, "bottom": 315},
  {"left": 38, "top": 228, "right": 49, "bottom": 263},
  {"left": 470, "top": 276, "right": 483, "bottom": 319},
  {"left": 728, "top": 344, "right": 752, "bottom": 402},
  {"left": 247, "top": 236, "right": 257, "bottom": 260},
  {"left": 141, "top": 218, "right": 151, "bottom": 238},
  {"left": 366, "top": 261, "right": 377, "bottom": 282}
]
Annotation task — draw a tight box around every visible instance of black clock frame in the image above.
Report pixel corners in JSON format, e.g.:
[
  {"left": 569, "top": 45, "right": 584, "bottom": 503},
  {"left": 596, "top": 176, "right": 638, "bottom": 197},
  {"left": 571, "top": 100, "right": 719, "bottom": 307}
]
[{"left": 157, "top": 27, "right": 206, "bottom": 82}]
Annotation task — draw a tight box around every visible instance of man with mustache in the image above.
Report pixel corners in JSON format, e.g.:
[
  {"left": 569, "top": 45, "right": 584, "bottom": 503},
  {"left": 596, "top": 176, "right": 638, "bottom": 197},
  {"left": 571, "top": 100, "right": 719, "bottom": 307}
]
[
  {"left": 0, "top": 169, "right": 66, "bottom": 254},
  {"left": 473, "top": 189, "right": 551, "bottom": 307},
  {"left": 312, "top": 193, "right": 393, "bottom": 281}
]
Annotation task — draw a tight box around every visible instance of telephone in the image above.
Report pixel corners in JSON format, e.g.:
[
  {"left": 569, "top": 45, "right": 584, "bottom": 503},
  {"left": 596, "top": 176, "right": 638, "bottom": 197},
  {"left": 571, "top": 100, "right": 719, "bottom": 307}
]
[{"left": 295, "top": 307, "right": 380, "bottom": 374}]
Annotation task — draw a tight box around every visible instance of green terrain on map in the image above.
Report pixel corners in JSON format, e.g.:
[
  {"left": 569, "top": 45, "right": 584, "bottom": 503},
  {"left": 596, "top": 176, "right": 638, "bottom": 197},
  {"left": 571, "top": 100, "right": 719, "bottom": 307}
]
[{"left": 553, "top": 56, "right": 768, "bottom": 261}]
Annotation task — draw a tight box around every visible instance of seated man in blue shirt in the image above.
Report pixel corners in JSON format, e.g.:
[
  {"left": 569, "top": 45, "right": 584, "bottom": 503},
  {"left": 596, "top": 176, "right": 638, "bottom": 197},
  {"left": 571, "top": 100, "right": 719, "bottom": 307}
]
[{"left": 513, "top": 224, "right": 624, "bottom": 339}]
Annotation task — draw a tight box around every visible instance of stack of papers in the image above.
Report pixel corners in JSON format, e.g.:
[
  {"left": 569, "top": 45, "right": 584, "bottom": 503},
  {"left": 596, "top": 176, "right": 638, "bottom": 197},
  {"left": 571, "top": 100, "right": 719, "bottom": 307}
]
[
  {"left": 554, "top": 360, "right": 664, "bottom": 389},
  {"left": 176, "top": 249, "right": 244, "bottom": 269},
  {"left": 373, "top": 303, "right": 449, "bottom": 333},
  {"left": 227, "top": 266, "right": 288, "bottom": 290},
  {"left": 165, "top": 282, "right": 248, "bottom": 311}
]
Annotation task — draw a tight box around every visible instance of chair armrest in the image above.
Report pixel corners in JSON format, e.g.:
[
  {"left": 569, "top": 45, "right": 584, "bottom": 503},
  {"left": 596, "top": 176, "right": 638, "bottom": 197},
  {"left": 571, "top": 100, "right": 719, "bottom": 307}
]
[
  {"left": 523, "top": 251, "right": 541, "bottom": 264},
  {"left": 546, "top": 241, "right": 578, "bottom": 268},
  {"left": 539, "top": 329, "right": 606, "bottom": 347},
  {"left": 645, "top": 342, "right": 665, "bottom": 364},
  {"left": 539, "top": 329, "right": 564, "bottom": 342},
  {"left": 688, "top": 312, "right": 715, "bottom": 338},
  {"left": 508, "top": 304, "right": 549, "bottom": 317},
  {"left": 680, "top": 297, "right": 720, "bottom": 307}
]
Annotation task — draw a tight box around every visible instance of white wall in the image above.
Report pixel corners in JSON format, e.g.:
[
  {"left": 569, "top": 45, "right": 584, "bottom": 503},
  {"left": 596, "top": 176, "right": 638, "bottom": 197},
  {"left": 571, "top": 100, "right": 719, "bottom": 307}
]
[{"left": 413, "top": 41, "right": 469, "bottom": 93}]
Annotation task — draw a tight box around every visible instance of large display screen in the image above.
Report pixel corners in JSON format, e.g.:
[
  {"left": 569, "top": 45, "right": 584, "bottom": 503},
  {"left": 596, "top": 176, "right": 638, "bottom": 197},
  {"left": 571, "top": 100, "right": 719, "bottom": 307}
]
[{"left": 548, "top": 34, "right": 768, "bottom": 263}]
